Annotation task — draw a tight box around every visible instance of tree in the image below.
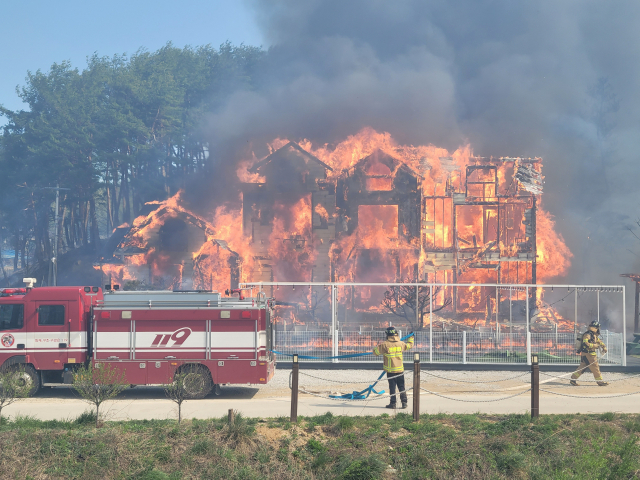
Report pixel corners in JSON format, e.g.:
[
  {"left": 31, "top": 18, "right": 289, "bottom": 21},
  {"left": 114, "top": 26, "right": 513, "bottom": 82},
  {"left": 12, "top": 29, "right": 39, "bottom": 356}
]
[
  {"left": 0, "top": 365, "right": 32, "bottom": 422},
  {"left": 72, "top": 363, "right": 127, "bottom": 427},
  {"left": 163, "top": 366, "right": 195, "bottom": 424},
  {"left": 381, "top": 281, "right": 451, "bottom": 330},
  {"left": 0, "top": 41, "right": 266, "bottom": 281},
  {"left": 164, "top": 365, "right": 214, "bottom": 424}
]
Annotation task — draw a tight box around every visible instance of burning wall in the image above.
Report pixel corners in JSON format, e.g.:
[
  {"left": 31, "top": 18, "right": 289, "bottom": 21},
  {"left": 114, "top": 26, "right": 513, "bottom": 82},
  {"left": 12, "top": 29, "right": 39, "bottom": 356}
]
[{"left": 97, "top": 128, "right": 572, "bottom": 330}]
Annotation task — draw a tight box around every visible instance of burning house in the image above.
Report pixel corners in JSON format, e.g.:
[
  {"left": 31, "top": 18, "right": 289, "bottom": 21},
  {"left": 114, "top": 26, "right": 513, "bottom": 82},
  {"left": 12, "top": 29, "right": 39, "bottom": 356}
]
[
  {"left": 99, "top": 195, "right": 240, "bottom": 291},
  {"left": 98, "top": 128, "right": 572, "bottom": 332}
]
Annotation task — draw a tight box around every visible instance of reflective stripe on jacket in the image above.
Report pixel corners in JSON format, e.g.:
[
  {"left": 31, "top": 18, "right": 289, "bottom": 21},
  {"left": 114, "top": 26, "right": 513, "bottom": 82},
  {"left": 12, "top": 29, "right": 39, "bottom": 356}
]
[
  {"left": 373, "top": 335, "right": 414, "bottom": 372},
  {"left": 580, "top": 331, "right": 605, "bottom": 354}
]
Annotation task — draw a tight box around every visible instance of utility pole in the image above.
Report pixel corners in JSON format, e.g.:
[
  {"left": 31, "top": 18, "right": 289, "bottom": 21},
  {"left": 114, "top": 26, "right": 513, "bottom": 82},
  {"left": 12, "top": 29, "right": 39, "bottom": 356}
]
[{"left": 44, "top": 185, "right": 70, "bottom": 286}]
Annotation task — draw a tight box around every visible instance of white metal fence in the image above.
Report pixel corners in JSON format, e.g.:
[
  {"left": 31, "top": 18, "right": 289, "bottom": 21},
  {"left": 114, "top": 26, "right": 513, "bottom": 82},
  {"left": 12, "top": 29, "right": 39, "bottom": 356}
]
[
  {"left": 252, "top": 281, "right": 627, "bottom": 366},
  {"left": 274, "top": 329, "right": 624, "bottom": 365}
]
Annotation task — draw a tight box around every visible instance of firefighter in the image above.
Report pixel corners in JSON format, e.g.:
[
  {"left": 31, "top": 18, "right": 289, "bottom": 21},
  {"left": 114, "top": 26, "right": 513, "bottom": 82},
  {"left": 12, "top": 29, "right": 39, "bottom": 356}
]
[
  {"left": 373, "top": 326, "right": 414, "bottom": 409},
  {"left": 570, "top": 320, "right": 608, "bottom": 386}
]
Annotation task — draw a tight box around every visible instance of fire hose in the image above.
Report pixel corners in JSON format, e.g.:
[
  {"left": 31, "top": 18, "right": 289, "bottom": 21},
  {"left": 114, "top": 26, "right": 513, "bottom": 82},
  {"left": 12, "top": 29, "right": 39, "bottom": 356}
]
[{"left": 277, "top": 332, "right": 416, "bottom": 400}]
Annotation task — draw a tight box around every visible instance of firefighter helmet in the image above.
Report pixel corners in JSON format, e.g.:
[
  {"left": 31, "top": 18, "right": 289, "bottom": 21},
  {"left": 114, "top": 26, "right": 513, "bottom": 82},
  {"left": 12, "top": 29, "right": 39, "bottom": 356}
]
[
  {"left": 589, "top": 320, "right": 600, "bottom": 329},
  {"left": 385, "top": 326, "right": 398, "bottom": 337}
]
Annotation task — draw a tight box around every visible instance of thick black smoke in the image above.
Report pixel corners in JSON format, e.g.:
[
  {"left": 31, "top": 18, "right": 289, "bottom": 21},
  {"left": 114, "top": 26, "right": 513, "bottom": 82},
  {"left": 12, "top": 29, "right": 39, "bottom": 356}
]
[{"left": 206, "top": 0, "right": 640, "bottom": 293}]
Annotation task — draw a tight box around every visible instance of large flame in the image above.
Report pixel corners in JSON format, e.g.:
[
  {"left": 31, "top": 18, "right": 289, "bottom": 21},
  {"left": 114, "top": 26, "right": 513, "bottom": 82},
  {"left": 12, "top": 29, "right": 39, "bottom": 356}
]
[{"left": 99, "top": 127, "right": 573, "bottom": 334}]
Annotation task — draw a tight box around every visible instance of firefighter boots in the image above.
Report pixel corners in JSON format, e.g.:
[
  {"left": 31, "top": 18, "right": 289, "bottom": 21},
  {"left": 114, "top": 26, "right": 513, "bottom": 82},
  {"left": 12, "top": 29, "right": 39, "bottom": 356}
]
[
  {"left": 401, "top": 402, "right": 408, "bottom": 409},
  {"left": 570, "top": 380, "right": 578, "bottom": 386},
  {"left": 597, "top": 381, "right": 609, "bottom": 386},
  {"left": 386, "top": 403, "right": 397, "bottom": 409}
]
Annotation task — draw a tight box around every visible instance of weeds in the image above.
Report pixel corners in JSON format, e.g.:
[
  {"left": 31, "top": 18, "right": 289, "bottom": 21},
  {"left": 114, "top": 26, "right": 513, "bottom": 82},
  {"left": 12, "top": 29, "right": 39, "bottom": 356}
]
[
  {"left": 338, "top": 454, "right": 385, "bottom": 480},
  {"left": 600, "top": 411, "right": 616, "bottom": 421},
  {"left": 75, "top": 410, "right": 98, "bottom": 425},
  {"left": 223, "top": 412, "right": 256, "bottom": 447},
  {"left": 0, "top": 413, "right": 639, "bottom": 479}
]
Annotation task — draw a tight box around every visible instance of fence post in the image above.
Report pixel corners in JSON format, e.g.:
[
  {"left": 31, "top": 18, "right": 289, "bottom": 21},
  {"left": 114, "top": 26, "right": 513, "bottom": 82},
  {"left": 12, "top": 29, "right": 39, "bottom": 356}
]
[
  {"left": 429, "top": 285, "right": 433, "bottom": 364},
  {"left": 413, "top": 353, "right": 420, "bottom": 422},
  {"left": 623, "top": 285, "right": 627, "bottom": 366},
  {"left": 331, "top": 285, "right": 340, "bottom": 363},
  {"left": 531, "top": 353, "right": 539, "bottom": 419},
  {"left": 526, "top": 286, "right": 530, "bottom": 333},
  {"left": 462, "top": 331, "right": 467, "bottom": 364},
  {"left": 228, "top": 409, "right": 235, "bottom": 426},
  {"left": 526, "top": 331, "right": 532, "bottom": 366},
  {"left": 290, "top": 354, "right": 299, "bottom": 423}
]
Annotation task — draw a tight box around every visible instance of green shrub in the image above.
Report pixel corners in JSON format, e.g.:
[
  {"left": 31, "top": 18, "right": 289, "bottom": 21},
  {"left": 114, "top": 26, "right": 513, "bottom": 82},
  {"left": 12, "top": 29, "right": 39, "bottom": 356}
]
[
  {"left": 224, "top": 413, "right": 256, "bottom": 447},
  {"left": 312, "top": 451, "right": 331, "bottom": 471},
  {"left": 340, "top": 455, "right": 385, "bottom": 480},
  {"left": 306, "top": 438, "right": 325, "bottom": 454},
  {"left": 335, "top": 416, "right": 356, "bottom": 433},
  {"left": 191, "top": 439, "right": 211, "bottom": 455},
  {"left": 600, "top": 412, "right": 615, "bottom": 421},
  {"left": 74, "top": 410, "right": 97, "bottom": 425}
]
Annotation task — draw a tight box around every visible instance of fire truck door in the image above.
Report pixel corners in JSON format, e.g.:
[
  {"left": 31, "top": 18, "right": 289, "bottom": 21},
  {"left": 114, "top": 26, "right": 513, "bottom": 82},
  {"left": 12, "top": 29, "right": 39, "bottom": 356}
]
[
  {"left": 28, "top": 301, "right": 70, "bottom": 370},
  {"left": 0, "top": 304, "right": 26, "bottom": 366}
]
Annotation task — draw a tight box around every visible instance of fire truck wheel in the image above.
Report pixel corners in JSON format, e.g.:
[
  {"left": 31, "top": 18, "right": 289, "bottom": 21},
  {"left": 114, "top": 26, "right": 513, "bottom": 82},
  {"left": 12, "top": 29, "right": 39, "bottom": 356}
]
[
  {"left": 10, "top": 365, "right": 40, "bottom": 397},
  {"left": 180, "top": 365, "right": 213, "bottom": 399}
]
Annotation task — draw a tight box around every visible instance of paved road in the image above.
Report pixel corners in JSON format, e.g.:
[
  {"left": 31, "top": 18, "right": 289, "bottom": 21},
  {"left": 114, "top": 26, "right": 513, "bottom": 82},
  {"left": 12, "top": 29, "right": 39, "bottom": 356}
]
[{"left": 4, "top": 368, "right": 640, "bottom": 420}]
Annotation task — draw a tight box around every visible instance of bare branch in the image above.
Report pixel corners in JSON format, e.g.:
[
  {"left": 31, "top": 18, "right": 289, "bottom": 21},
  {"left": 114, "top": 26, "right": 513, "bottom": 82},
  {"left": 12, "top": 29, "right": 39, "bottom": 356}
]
[
  {"left": 0, "top": 365, "right": 32, "bottom": 422},
  {"left": 72, "top": 363, "right": 127, "bottom": 427}
]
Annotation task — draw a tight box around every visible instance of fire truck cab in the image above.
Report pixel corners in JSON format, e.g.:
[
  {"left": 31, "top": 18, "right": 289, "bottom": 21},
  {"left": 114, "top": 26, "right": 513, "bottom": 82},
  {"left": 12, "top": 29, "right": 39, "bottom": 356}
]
[{"left": 0, "top": 284, "right": 275, "bottom": 398}]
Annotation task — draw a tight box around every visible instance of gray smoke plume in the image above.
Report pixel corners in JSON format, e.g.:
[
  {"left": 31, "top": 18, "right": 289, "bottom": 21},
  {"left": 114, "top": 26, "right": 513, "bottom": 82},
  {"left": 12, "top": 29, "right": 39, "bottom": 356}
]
[{"left": 206, "top": 0, "right": 640, "bottom": 296}]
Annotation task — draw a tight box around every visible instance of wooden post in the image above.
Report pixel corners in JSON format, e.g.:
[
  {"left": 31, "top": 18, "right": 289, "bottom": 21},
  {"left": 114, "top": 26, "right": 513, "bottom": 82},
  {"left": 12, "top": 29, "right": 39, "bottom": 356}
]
[
  {"left": 290, "top": 354, "right": 299, "bottom": 423},
  {"left": 228, "top": 409, "right": 235, "bottom": 426},
  {"left": 531, "top": 353, "right": 539, "bottom": 419},
  {"left": 413, "top": 353, "right": 420, "bottom": 422}
]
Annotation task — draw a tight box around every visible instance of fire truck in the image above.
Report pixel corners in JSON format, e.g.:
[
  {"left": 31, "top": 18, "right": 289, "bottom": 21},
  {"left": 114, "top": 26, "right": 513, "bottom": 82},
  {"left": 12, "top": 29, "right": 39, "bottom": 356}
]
[{"left": 0, "top": 281, "right": 275, "bottom": 398}]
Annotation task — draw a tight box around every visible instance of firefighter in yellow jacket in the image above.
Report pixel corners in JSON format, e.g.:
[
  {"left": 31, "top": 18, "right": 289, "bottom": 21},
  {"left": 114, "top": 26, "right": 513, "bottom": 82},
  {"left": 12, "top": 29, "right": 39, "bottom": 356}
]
[
  {"left": 373, "top": 326, "right": 414, "bottom": 409},
  {"left": 570, "top": 320, "right": 608, "bottom": 386}
]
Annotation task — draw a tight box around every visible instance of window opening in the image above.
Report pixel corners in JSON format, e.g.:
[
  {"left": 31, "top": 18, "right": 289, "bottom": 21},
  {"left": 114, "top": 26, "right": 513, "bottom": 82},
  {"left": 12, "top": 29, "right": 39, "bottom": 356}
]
[
  {"left": 38, "top": 305, "right": 65, "bottom": 326},
  {"left": 0, "top": 304, "right": 24, "bottom": 330}
]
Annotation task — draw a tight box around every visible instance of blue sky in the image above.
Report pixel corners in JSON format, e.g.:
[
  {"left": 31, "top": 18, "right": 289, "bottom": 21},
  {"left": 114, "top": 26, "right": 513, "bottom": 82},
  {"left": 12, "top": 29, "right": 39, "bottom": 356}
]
[{"left": 0, "top": 0, "right": 264, "bottom": 118}]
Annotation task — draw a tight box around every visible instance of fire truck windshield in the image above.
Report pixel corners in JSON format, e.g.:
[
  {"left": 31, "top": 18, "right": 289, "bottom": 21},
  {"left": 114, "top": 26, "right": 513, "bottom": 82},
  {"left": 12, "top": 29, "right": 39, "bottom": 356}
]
[{"left": 0, "top": 304, "right": 24, "bottom": 331}]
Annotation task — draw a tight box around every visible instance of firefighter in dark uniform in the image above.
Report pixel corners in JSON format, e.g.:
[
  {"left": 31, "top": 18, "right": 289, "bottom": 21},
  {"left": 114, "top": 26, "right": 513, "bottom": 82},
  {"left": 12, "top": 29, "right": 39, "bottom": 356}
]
[
  {"left": 373, "top": 326, "right": 414, "bottom": 409},
  {"left": 570, "top": 320, "right": 608, "bottom": 386}
]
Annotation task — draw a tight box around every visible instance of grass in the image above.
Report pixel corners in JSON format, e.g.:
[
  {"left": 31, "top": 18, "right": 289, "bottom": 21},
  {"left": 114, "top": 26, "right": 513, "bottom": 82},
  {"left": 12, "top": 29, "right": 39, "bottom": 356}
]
[{"left": 0, "top": 412, "right": 640, "bottom": 478}]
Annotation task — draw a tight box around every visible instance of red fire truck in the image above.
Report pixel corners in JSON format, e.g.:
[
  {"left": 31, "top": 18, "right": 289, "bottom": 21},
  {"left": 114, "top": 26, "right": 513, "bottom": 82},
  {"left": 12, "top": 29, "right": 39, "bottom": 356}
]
[{"left": 0, "top": 283, "right": 275, "bottom": 397}]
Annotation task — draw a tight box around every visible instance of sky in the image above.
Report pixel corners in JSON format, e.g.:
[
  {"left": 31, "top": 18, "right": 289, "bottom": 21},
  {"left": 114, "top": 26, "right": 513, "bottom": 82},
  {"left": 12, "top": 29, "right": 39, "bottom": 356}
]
[{"left": 0, "top": 0, "right": 264, "bottom": 119}]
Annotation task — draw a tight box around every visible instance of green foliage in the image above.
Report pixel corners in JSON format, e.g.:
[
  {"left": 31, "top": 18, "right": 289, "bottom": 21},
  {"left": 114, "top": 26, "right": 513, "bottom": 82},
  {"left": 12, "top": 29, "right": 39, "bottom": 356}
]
[
  {"left": 0, "top": 42, "right": 266, "bottom": 275},
  {"left": 335, "top": 416, "right": 356, "bottom": 433},
  {"left": 338, "top": 455, "right": 385, "bottom": 480},
  {"left": 190, "top": 439, "right": 211, "bottom": 455},
  {"left": 0, "top": 413, "right": 639, "bottom": 479},
  {"left": 306, "top": 438, "right": 325, "bottom": 454},
  {"left": 223, "top": 412, "right": 256, "bottom": 447},
  {"left": 599, "top": 411, "right": 615, "bottom": 421},
  {"left": 75, "top": 410, "right": 98, "bottom": 426}
]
